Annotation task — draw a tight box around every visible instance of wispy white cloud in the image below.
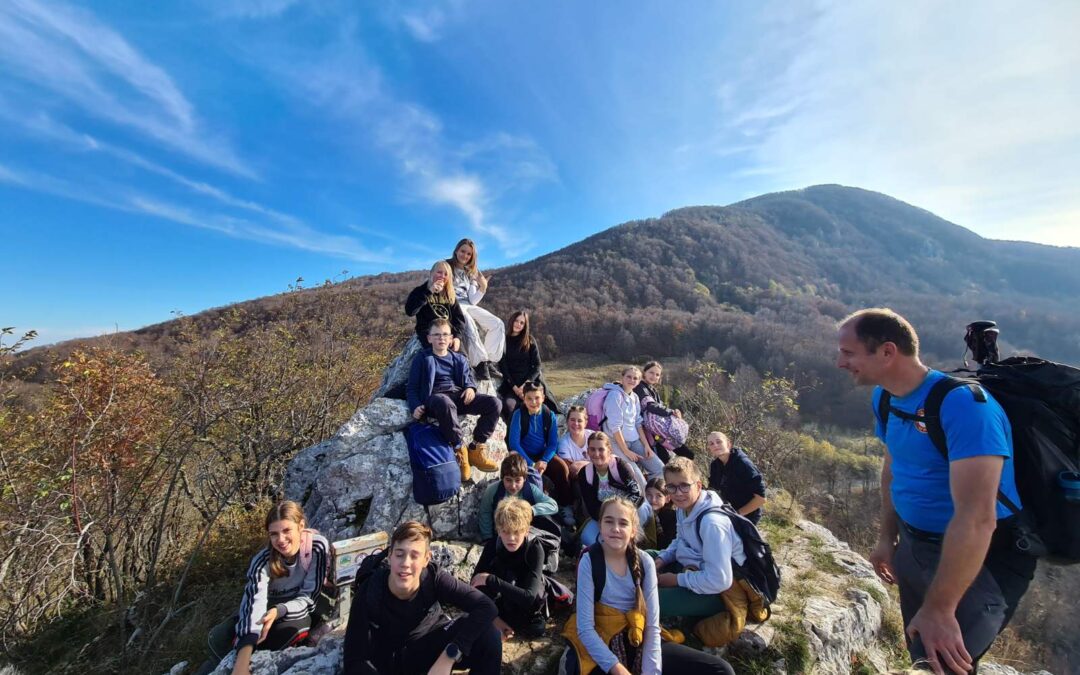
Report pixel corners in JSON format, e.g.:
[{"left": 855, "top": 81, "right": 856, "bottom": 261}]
[
  {"left": 0, "top": 0, "right": 251, "bottom": 176},
  {"left": 718, "top": 0, "right": 1080, "bottom": 247},
  {"left": 0, "top": 160, "right": 388, "bottom": 263},
  {"left": 261, "top": 27, "right": 555, "bottom": 255}
]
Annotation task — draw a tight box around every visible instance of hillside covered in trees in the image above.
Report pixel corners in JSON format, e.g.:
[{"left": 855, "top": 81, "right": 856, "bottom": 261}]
[{"left": 17, "top": 184, "right": 1080, "bottom": 430}]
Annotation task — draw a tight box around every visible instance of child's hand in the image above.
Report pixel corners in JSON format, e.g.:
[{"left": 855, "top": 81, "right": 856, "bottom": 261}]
[{"left": 471, "top": 573, "right": 490, "bottom": 588}]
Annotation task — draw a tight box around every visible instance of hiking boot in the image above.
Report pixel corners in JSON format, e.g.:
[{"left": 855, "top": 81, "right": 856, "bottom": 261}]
[
  {"left": 468, "top": 442, "right": 498, "bottom": 472},
  {"left": 455, "top": 445, "right": 471, "bottom": 482}
]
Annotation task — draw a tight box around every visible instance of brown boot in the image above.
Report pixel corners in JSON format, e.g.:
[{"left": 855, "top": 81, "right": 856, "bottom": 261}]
[
  {"left": 454, "top": 446, "right": 471, "bottom": 483},
  {"left": 468, "top": 442, "right": 498, "bottom": 472}
]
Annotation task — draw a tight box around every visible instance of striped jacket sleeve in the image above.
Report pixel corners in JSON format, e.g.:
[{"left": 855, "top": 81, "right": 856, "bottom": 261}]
[
  {"left": 275, "top": 536, "right": 329, "bottom": 621},
  {"left": 235, "top": 549, "right": 271, "bottom": 648}
]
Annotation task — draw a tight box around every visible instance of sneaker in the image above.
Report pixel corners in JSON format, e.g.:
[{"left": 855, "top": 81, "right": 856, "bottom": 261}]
[
  {"left": 454, "top": 445, "right": 471, "bottom": 482},
  {"left": 560, "top": 506, "right": 576, "bottom": 527},
  {"left": 468, "top": 442, "right": 499, "bottom": 472}
]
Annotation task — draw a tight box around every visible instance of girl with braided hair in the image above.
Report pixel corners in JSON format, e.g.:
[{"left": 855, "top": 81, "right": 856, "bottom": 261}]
[{"left": 565, "top": 497, "right": 734, "bottom": 675}]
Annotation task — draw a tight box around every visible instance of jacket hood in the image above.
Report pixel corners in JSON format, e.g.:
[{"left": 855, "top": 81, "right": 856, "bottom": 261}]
[
  {"left": 602, "top": 382, "right": 630, "bottom": 396},
  {"left": 684, "top": 488, "right": 723, "bottom": 522}
]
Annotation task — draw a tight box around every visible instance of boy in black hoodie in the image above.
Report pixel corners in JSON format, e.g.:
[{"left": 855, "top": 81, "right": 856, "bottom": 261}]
[
  {"left": 343, "top": 521, "right": 501, "bottom": 675},
  {"left": 471, "top": 496, "right": 548, "bottom": 639}
]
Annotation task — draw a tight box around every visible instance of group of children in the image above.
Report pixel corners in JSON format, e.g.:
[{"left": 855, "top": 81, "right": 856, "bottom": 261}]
[
  {"left": 208, "top": 450, "right": 764, "bottom": 674},
  {"left": 202, "top": 238, "right": 774, "bottom": 673}
]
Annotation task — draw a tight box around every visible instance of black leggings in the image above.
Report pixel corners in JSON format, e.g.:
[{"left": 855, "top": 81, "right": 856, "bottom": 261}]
[
  {"left": 580, "top": 641, "right": 735, "bottom": 675},
  {"left": 391, "top": 619, "right": 502, "bottom": 675}
]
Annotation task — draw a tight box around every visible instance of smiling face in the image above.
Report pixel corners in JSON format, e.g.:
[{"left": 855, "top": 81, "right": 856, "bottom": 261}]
[
  {"left": 267, "top": 518, "right": 302, "bottom": 558},
  {"left": 620, "top": 368, "right": 641, "bottom": 392},
  {"left": 707, "top": 433, "right": 731, "bottom": 462},
  {"left": 599, "top": 501, "right": 635, "bottom": 554},
  {"left": 454, "top": 243, "right": 473, "bottom": 267},
  {"left": 646, "top": 487, "right": 667, "bottom": 511},
  {"left": 430, "top": 265, "right": 450, "bottom": 288},
  {"left": 643, "top": 365, "right": 662, "bottom": 386},
  {"left": 510, "top": 314, "right": 526, "bottom": 336},
  {"left": 389, "top": 537, "right": 431, "bottom": 597},
  {"left": 567, "top": 409, "right": 587, "bottom": 434},
  {"left": 836, "top": 321, "right": 886, "bottom": 387},
  {"left": 498, "top": 526, "right": 527, "bottom": 553},
  {"left": 664, "top": 471, "right": 702, "bottom": 511},
  {"left": 524, "top": 389, "right": 544, "bottom": 414},
  {"left": 587, "top": 437, "right": 612, "bottom": 469}
]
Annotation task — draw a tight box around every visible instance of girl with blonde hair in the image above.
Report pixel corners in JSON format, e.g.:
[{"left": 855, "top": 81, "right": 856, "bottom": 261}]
[
  {"left": 404, "top": 260, "right": 468, "bottom": 352},
  {"left": 448, "top": 238, "right": 505, "bottom": 379}
]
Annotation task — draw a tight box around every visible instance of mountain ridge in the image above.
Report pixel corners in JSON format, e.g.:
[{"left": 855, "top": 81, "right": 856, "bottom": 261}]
[{"left": 13, "top": 184, "right": 1080, "bottom": 428}]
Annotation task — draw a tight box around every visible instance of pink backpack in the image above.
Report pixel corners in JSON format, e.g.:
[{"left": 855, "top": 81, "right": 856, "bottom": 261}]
[
  {"left": 584, "top": 387, "right": 611, "bottom": 431},
  {"left": 583, "top": 459, "right": 624, "bottom": 486}
]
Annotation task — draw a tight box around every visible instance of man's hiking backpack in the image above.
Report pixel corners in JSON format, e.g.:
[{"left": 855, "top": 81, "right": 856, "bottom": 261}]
[
  {"left": 693, "top": 502, "right": 781, "bottom": 607},
  {"left": 584, "top": 388, "right": 610, "bottom": 431},
  {"left": 405, "top": 422, "right": 461, "bottom": 506},
  {"left": 877, "top": 356, "right": 1080, "bottom": 564}
]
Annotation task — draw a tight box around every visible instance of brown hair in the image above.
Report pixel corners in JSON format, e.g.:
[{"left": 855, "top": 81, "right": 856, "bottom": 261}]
[
  {"left": 522, "top": 380, "right": 545, "bottom": 396},
  {"left": 448, "top": 238, "right": 478, "bottom": 276},
  {"left": 567, "top": 405, "right": 587, "bottom": 422},
  {"left": 265, "top": 501, "right": 306, "bottom": 579},
  {"left": 507, "top": 310, "right": 532, "bottom": 351},
  {"left": 598, "top": 496, "right": 643, "bottom": 587},
  {"left": 587, "top": 431, "right": 611, "bottom": 450},
  {"left": 500, "top": 453, "right": 528, "bottom": 479},
  {"left": 390, "top": 520, "right": 433, "bottom": 551},
  {"left": 840, "top": 308, "right": 919, "bottom": 357},
  {"left": 664, "top": 456, "right": 702, "bottom": 483},
  {"left": 494, "top": 496, "right": 533, "bottom": 533},
  {"left": 642, "top": 361, "right": 662, "bottom": 377},
  {"left": 428, "top": 317, "right": 452, "bottom": 335}
]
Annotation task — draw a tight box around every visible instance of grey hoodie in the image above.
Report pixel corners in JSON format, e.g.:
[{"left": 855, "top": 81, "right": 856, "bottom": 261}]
[
  {"left": 656, "top": 490, "right": 746, "bottom": 595},
  {"left": 601, "top": 382, "right": 641, "bottom": 443}
]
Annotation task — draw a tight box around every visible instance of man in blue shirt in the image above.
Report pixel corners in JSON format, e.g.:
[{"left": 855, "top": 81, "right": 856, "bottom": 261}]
[{"left": 836, "top": 308, "right": 1035, "bottom": 675}]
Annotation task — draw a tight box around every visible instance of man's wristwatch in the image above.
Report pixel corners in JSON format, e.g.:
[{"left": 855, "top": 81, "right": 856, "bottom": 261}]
[{"left": 445, "top": 643, "right": 463, "bottom": 663}]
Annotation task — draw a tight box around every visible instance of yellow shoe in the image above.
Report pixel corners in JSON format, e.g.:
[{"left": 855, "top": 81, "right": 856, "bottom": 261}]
[
  {"left": 468, "top": 442, "right": 498, "bottom": 473},
  {"left": 454, "top": 446, "right": 471, "bottom": 482}
]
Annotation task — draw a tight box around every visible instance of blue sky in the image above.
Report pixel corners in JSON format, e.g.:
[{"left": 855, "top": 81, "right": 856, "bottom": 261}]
[{"left": 3, "top": 0, "right": 1079, "bottom": 346}]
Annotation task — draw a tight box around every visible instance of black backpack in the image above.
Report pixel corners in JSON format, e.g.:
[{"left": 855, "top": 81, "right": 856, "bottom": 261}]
[
  {"left": 518, "top": 408, "right": 554, "bottom": 446},
  {"left": 877, "top": 357, "right": 1080, "bottom": 563},
  {"left": 692, "top": 502, "right": 781, "bottom": 607},
  {"left": 585, "top": 543, "right": 642, "bottom": 601}
]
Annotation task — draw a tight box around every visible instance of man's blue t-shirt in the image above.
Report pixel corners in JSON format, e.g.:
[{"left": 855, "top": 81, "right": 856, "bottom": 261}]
[{"left": 873, "top": 369, "right": 1022, "bottom": 533}]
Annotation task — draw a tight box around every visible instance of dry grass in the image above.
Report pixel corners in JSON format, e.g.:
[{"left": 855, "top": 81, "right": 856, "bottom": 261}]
[{"left": 544, "top": 353, "right": 630, "bottom": 400}]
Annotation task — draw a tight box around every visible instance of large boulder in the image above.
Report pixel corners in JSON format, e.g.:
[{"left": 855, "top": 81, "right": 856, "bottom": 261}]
[{"left": 285, "top": 390, "right": 507, "bottom": 542}]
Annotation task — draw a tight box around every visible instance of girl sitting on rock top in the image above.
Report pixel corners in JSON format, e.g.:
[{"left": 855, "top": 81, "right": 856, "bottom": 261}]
[
  {"left": 199, "top": 501, "right": 329, "bottom": 675},
  {"left": 404, "top": 260, "right": 468, "bottom": 352},
  {"left": 497, "top": 310, "right": 559, "bottom": 424},
  {"left": 447, "top": 238, "right": 505, "bottom": 381},
  {"left": 564, "top": 496, "right": 736, "bottom": 675}
]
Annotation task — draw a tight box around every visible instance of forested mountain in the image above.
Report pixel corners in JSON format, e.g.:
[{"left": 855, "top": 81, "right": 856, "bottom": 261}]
[{"left": 16, "top": 184, "right": 1080, "bottom": 428}]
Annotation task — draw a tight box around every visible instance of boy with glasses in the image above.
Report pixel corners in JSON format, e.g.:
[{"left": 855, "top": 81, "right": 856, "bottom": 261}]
[
  {"left": 654, "top": 457, "right": 754, "bottom": 647},
  {"left": 408, "top": 318, "right": 501, "bottom": 481}
]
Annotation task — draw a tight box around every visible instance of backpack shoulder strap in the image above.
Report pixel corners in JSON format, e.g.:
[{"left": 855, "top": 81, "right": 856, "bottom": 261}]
[
  {"left": 693, "top": 505, "right": 727, "bottom": 542},
  {"left": 544, "top": 409, "right": 554, "bottom": 439},
  {"left": 876, "top": 389, "right": 891, "bottom": 432},
  {"left": 588, "top": 543, "right": 606, "bottom": 601},
  {"left": 921, "top": 376, "right": 981, "bottom": 460}
]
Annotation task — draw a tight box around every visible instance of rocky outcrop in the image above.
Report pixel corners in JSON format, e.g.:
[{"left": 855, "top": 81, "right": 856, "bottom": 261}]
[{"left": 285, "top": 360, "right": 507, "bottom": 541}]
